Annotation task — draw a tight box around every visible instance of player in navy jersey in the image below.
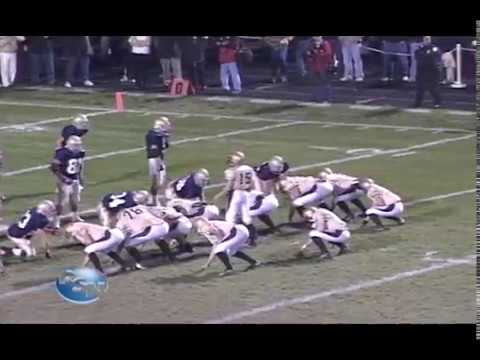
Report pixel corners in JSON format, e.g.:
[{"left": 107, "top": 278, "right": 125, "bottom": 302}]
[
  {"left": 50, "top": 136, "right": 86, "bottom": 226},
  {"left": 56, "top": 114, "right": 89, "bottom": 148},
  {"left": 6, "top": 200, "right": 57, "bottom": 259},
  {"left": 146, "top": 117, "right": 171, "bottom": 205},
  {"left": 97, "top": 190, "right": 150, "bottom": 227},
  {"left": 165, "top": 169, "right": 210, "bottom": 202}
]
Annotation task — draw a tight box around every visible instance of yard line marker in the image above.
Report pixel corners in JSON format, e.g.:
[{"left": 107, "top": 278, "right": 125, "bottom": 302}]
[
  {"left": 249, "top": 99, "right": 282, "bottom": 104},
  {"left": 404, "top": 189, "right": 475, "bottom": 206},
  {"left": 321, "top": 125, "right": 336, "bottom": 128},
  {"left": 395, "top": 128, "right": 410, "bottom": 132},
  {"left": 298, "top": 102, "right": 332, "bottom": 108},
  {"left": 0, "top": 100, "right": 473, "bottom": 134},
  {"left": 357, "top": 126, "right": 372, "bottom": 130},
  {"left": 308, "top": 146, "right": 343, "bottom": 151},
  {"left": 391, "top": 151, "right": 417, "bottom": 158},
  {"left": 0, "top": 110, "right": 116, "bottom": 132},
  {"left": 204, "top": 255, "right": 475, "bottom": 323},
  {"left": 1, "top": 121, "right": 304, "bottom": 177}
]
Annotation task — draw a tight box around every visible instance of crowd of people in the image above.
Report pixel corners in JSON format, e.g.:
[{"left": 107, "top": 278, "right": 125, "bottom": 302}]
[{"left": 0, "top": 36, "right": 472, "bottom": 94}]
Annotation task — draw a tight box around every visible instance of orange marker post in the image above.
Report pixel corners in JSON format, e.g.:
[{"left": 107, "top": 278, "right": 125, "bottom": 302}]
[{"left": 115, "top": 92, "right": 126, "bottom": 112}]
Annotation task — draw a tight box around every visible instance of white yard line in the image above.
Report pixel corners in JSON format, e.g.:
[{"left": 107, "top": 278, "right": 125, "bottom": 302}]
[
  {"left": 0, "top": 110, "right": 117, "bottom": 132},
  {"left": 1, "top": 121, "right": 303, "bottom": 177},
  {"left": 0, "top": 99, "right": 473, "bottom": 133},
  {"left": 349, "top": 105, "right": 384, "bottom": 111},
  {"left": 249, "top": 99, "right": 282, "bottom": 104},
  {"left": 204, "top": 255, "right": 475, "bottom": 323},
  {"left": 391, "top": 151, "right": 417, "bottom": 158}
]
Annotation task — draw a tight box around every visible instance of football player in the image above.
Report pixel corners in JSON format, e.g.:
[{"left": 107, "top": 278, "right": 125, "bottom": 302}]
[
  {"left": 279, "top": 173, "right": 334, "bottom": 222},
  {"left": 56, "top": 114, "right": 89, "bottom": 148},
  {"left": 50, "top": 135, "right": 86, "bottom": 226},
  {"left": 358, "top": 178, "right": 405, "bottom": 230},
  {"left": 213, "top": 151, "right": 248, "bottom": 207},
  {"left": 146, "top": 117, "right": 171, "bottom": 206},
  {"left": 6, "top": 200, "right": 58, "bottom": 259},
  {"left": 0, "top": 148, "right": 5, "bottom": 220},
  {"left": 64, "top": 221, "right": 129, "bottom": 274},
  {"left": 225, "top": 164, "right": 260, "bottom": 245},
  {"left": 321, "top": 168, "right": 368, "bottom": 222},
  {"left": 97, "top": 190, "right": 150, "bottom": 228},
  {"left": 193, "top": 217, "right": 260, "bottom": 276},
  {"left": 116, "top": 204, "right": 172, "bottom": 269},
  {"left": 299, "top": 207, "right": 351, "bottom": 258},
  {"left": 248, "top": 155, "right": 289, "bottom": 231},
  {"left": 165, "top": 168, "right": 210, "bottom": 203},
  {"left": 149, "top": 206, "right": 194, "bottom": 253}
]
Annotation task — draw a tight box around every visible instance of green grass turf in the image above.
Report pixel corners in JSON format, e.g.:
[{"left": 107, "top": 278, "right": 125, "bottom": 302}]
[{"left": 0, "top": 91, "right": 475, "bottom": 323}]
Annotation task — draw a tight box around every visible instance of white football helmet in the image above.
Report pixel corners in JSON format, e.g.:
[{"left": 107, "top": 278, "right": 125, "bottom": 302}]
[
  {"left": 322, "top": 167, "right": 333, "bottom": 175},
  {"left": 318, "top": 171, "right": 330, "bottom": 181},
  {"left": 358, "top": 178, "right": 374, "bottom": 190},
  {"left": 153, "top": 117, "right": 171, "bottom": 133},
  {"left": 66, "top": 136, "right": 83, "bottom": 152},
  {"left": 73, "top": 114, "right": 89, "bottom": 130},
  {"left": 268, "top": 155, "right": 285, "bottom": 174},
  {"left": 37, "top": 200, "right": 57, "bottom": 217},
  {"left": 133, "top": 190, "right": 149, "bottom": 205},
  {"left": 227, "top": 151, "right": 245, "bottom": 166},
  {"left": 193, "top": 169, "right": 210, "bottom": 187}
]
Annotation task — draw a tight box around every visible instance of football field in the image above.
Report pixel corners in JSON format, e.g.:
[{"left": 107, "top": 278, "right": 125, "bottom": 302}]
[{"left": 0, "top": 89, "right": 476, "bottom": 323}]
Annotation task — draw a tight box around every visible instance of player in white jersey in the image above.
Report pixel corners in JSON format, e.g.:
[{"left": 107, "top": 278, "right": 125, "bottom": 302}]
[
  {"left": 149, "top": 206, "right": 194, "bottom": 253},
  {"left": 213, "top": 151, "right": 249, "bottom": 207},
  {"left": 225, "top": 164, "right": 260, "bottom": 245},
  {"left": 299, "top": 207, "right": 351, "bottom": 258},
  {"left": 358, "top": 178, "right": 405, "bottom": 230},
  {"left": 64, "top": 222, "right": 129, "bottom": 273},
  {"left": 279, "top": 174, "right": 334, "bottom": 222},
  {"left": 116, "top": 205, "right": 172, "bottom": 269},
  {"left": 321, "top": 168, "right": 368, "bottom": 222},
  {"left": 193, "top": 217, "right": 260, "bottom": 276}
]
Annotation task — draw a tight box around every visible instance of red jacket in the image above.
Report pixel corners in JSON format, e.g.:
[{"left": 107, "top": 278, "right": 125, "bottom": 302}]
[
  {"left": 218, "top": 38, "right": 239, "bottom": 64},
  {"left": 306, "top": 40, "right": 333, "bottom": 73}
]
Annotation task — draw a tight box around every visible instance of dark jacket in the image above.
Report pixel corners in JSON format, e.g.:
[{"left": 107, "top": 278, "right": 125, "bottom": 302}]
[
  {"left": 181, "top": 36, "right": 209, "bottom": 63},
  {"left": 154, "top": 36, "right": 175, "bottom": 58},
  {"left": 62, "top": 36, "right": 90, "bottom": 57},
  {"left": 415, "top": 44, "right": 442, "bottom": 80},
  {"left": 25, "top": 36, "right": 53, "bottom": 54}
]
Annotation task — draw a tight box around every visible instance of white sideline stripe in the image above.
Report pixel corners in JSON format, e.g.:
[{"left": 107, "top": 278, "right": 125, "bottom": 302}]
[
  {"left": 349, "top": 105, "right": 384, "bottom": 110},
  {"left": 357, "top": 126, "right": 372, "bottom": 130},
  {"left": 249, "top": 99, "right": 282, "bottom": 104},
  {"left": 0, "top": 100, "right": 473, "bottom": 133},
  {"left": 395, "top": 128, "right": 410, "bottom": 132},
  {"left": 404, "top": 108, "right": 432, "bottom": 114},
  {"left": 0, "top": 110, "right": 116, "bottom": 131},
  {"left": 206, "top": 97, "right": 234, "bottom": 102},
  {"left": 446, "top": 110, "right": 475, "bottom": 116},
  {"left": 391, "top": 151, "right": 417, "bottom": 158},
  {"left": 309, "top": 146, "right": 343, "bottom": 151},
  {"left": 297, "top": 102, "right": 332, "bottom": 108},
  {"left": 204, "top": 255, "right": 474, "bottom": 323},
  {"left": 1, "top": 121, "right": 303, "bottom": 177}
]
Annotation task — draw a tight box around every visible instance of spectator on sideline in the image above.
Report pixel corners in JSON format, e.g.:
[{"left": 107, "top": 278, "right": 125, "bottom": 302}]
[
  {"left": 294, "top": 36, "right": 312, "bottom": 78},
  {"left": 25, "top": 36, "right": 55, "bottom": 85},
  {"left": 0, "top": 36, "right": 25, "bottom": 88},
  {"left": 182, "top": 36, "right": 209, "bottom": 92},
  {"left": 339, "top": 36, "right": 364, "bottom": 82},
  {"left": 154, "top": 36, "right": 182, "bottom": 86},
  {"left": 63, "top": 36, "right": 94, "bottom": 88},
  {"left": 128, "top": 36, "right": 152, "bottom": 89},
  {"left": 381, "top": 36, "right": 409, "bottom": 82},
  {"left": 413, "top": 36, "right": 441, "bottom": 108},
  {"left": 263, "top": 36, "right": 294, "bottom": 83},
  {"left": 408, "top": 36, "right": 424, "bottom": 82},
  {"left": 441, "top": 50, "right": 455, "bottom": 85},
  {"left": 306, "top": 36, "right": 334, "bottom": 103},
  {"left": 217, "top": 36, "right": 242, "bottom": 94}
]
